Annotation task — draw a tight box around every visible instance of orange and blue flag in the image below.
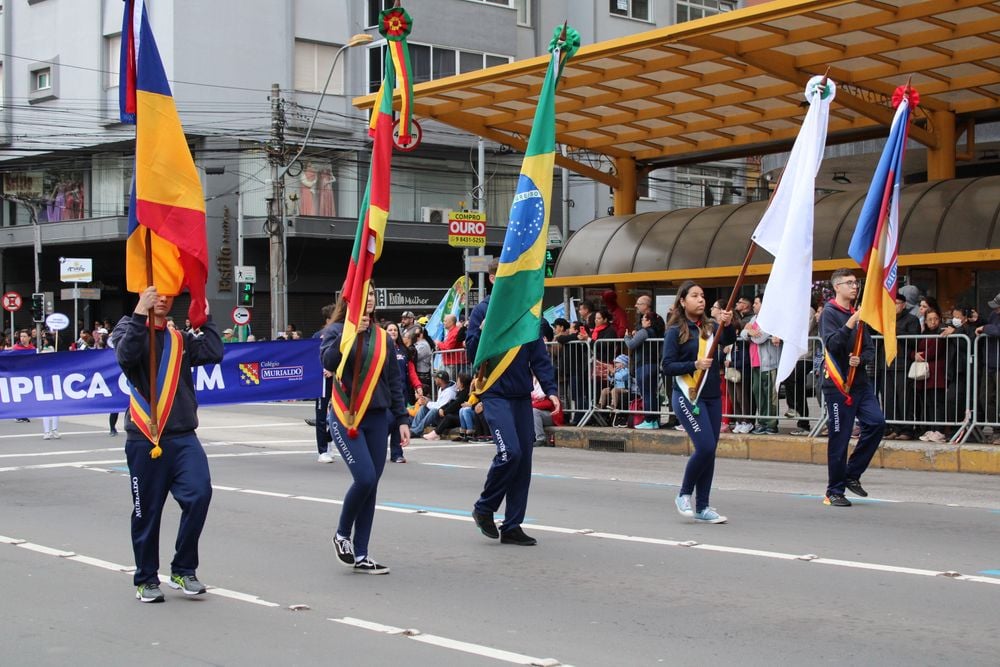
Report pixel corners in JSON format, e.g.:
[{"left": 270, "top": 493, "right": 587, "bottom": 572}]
[
  {"left": 120, "top": 0, "right": 208, "bottom": 328},
  {"left": 848, "top": 85, "right": 918, "bottom": 366}
]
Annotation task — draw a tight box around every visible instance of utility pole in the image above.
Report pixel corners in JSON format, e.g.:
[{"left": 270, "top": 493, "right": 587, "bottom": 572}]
[{"left": 267, "top": 83, "right": 287, "bottom": 339}]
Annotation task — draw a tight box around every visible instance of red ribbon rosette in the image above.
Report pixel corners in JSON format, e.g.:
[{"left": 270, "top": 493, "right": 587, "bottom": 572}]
[{"left": 892, "top": 84, "right": 919, "bottom": 109}]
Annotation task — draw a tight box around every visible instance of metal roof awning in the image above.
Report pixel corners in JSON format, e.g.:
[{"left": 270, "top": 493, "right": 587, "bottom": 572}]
[
  {"left": 545, "top": 175, "right": 1000, "bottom": 287},
  {"left": 355, "top": 0, "right": 1000, "bottom": 190}
]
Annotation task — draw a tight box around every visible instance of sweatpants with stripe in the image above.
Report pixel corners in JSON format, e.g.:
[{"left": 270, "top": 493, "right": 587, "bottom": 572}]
[
  {"left": 824, "top": 385, "right": 885, "bottom": 496},
  {"left": 125, "top": 432, "right": 212, "bottom": 586},
  {"left": 330, "top": 408, "right": 389, "bottom": 559},
  {"left": 474, "top": 396, "right": 535, "bottom": 532},
  {"left": 672, "top": 391, "right": 722, "bottom": 513}
]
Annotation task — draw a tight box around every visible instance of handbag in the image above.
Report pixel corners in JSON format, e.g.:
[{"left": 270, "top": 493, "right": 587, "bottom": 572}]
[
  {"left": 908, "top": 360, "right": 930, "bottom": 381},
  {"left": 724, "top": 367, "right": 742, "bottom": 383}
]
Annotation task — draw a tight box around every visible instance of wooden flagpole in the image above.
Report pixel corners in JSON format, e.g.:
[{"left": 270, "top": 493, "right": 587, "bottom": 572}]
[{"left": 145, "top": 228, "right": 159, "bottom": 441}]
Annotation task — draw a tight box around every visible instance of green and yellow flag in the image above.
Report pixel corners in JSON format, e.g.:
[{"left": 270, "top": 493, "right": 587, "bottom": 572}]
[{"left": 472, "top": 25, "right": 579, "bottom": 369}]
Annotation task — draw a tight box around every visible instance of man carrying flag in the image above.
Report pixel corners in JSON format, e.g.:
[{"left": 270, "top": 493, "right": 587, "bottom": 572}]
[
  {"left": 115, "top": 0, "right": 223, "bottom": 602},
  {"left": 466, "top": 25, "right": 578, "bottom": 547},
  {"left": 819, "top": 84, "right": 914, "bottom": 507}
]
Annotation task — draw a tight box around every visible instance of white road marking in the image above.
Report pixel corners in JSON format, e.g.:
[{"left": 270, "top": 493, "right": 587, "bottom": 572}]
[
  {"left": 331, "top": 617, "right": 567, "bottom": 666},
  {"left": 208, "top": 485, "right": 1000, "bottom": 589},
  {"left": 0, "top": 422, "right": 300, "bottom": 441},
  {"left": 0, "top": 450, "right": 313, "bottom": 473}
]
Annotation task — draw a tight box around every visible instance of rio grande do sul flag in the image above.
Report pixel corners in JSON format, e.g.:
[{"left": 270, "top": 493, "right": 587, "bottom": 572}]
[
  {"left": 472, "top": 25, "right": 579, "bottom": 369},
  {"left": 119, "top": 0, "right": 208, "bottom": 328},
  {"left": 848, "top": 85, "right": 918, "bottom": 367}
]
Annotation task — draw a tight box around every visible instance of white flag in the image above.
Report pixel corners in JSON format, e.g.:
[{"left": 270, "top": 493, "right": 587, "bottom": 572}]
[{"left": 753, "top": 75, "right": 835, "bottom": 386}]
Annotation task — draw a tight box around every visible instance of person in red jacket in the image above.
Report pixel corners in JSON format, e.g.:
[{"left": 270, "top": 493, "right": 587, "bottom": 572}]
[
  {"left": 437, "top": 313, "right": 466, "bottom": 379},
  {"left": 603, "top": 289, "right": 628, "bottom": 337}
]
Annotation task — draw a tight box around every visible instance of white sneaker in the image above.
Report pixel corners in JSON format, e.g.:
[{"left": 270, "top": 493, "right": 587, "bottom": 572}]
[
  {"left": 317, "top": 452, "right": 335, "bottom": 463},
  {"left": 51, "top": 430, "right": 61, "bottom": 440},
  {"left": 43, "top": 431, "right": 52, "bottom": 440}
]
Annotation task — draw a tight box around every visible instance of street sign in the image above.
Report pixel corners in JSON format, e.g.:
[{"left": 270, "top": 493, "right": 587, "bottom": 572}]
[
  {"left": 45, "top": 313, "right": 70, "bottom": 331},
  {"left": 392, "top": 118, "right": 422, "bottom": 152},
  {"left": 235, "top": 265, "right": 257, "bottom": 284},
  {"left": 447, "top": 211, "right": 487, "bottom": 248},
  {"left": 465, "top": 254, "right": 495, "bottom": 273},
  {"left": 60, "top": 287, "right": 102, "bottom": 300},
  {"left": 2, "top": 291, "right": 22, "bottom": 312},
  {"left": 232, "top": 306, "right": 251, "bottom": 326},
  {"left": 59, "top": 257, "right": 93, "bottom": 283}
]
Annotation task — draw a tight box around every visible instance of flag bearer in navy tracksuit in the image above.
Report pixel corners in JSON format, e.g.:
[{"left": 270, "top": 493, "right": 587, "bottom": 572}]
[
  {"left": 466, "top": 264, "right": 560, "bottom": 546},
  {"left": 819, "top": 268, "right": 885, "bottom": 507},
  {"left": 662, "top": 280, "right": 735, "bottom": 524},
  {"left": 322, "top": 284, "right": 411, "bottom": 574},
  {"left": 112, "top": 286, "right": 224, "bottom": 603}
]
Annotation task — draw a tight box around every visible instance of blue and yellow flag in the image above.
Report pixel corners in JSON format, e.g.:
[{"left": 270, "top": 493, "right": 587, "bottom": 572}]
[
  {"left": 848, "top": 85, "right": 918, "bottom": 366},
  {"left": 120, "top": 0, "right": 208, "bottom": 328},
  {"left": 472, "top": 25, "right": 579, "bottom": 369}
]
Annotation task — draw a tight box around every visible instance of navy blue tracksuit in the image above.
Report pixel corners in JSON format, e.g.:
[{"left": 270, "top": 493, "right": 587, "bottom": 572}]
[
  {"left": 819, "top": 300, "right": 886, "bottom": 496},
  {"left": 465, "top": 296, "right": 558, "bottom": 533},
  {"left": 112, "top": 314, "right": 224, "bottom": 586},
  {"left": 662, "top": 319, "right": 734, "bottom": 513}
]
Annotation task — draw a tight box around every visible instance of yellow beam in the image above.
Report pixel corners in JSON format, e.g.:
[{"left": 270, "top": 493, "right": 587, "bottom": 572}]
[
  {"left": 545, "top": 249, "right": 1000, "bottom": 288},
  {"left": 613, "top": 157, "right": 637, "bottom": 216},
  {"left": 928, "top": 109, "right": 957, "bottom": 181}
]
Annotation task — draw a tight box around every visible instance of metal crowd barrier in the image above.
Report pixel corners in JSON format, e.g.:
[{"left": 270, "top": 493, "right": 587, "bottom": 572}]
[{"left": 422, "top": 330, "right": 999, "bottom": 445}]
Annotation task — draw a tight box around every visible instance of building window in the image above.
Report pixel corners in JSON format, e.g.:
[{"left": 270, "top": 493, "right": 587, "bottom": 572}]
[
  {"left": 368, "top": 42, "right": 511, "bottom": 92},
  {"left": 516, "top": 0, "right": 531, "bottom": 26},
  {"left": 676, "top": 0, "right": 735, "bottom": 23},
  {"left": 294, "top": 40, "right": 345, "bottom": 95},
  {"left": 609, "top": 0, "right": 650, "bottom": 21},
  {"left": 366, "top": 0, "right": 393, "bottom": 27},
  {"left": 105, "top": 35, "right": 121, "bottom": 89},
  {"left": 33, "top": 68, "right": 52, "bottom": 92}
]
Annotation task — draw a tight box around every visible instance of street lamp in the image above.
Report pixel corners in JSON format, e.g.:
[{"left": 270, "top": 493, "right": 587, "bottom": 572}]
[{"left": 268, "top": 32, "right": 373, "bottom": 338}]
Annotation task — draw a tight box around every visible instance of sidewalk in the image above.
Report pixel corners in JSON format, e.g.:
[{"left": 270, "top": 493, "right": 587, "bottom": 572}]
[{"left": 551, "top": 426, "right": 1000, "bottom": 475}]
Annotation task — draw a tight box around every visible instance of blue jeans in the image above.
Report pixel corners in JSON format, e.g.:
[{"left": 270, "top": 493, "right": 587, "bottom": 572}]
[
  {"left": 636, "top": 363, "right": 659, "bottom": 423},
  {"left": 459, "top": 406, "right": 476, "bottom": 431},
  {"left": 410, "top": 405, "right": 439, "bottom": 435}
]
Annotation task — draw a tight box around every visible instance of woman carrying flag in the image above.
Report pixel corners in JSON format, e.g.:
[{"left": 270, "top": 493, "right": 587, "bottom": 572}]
[
  {"left": 662, "top": 280, "right": 734, "bottom": 524},
  {"left": 322, "top": 284, "right": 410, "bottom": 574}
]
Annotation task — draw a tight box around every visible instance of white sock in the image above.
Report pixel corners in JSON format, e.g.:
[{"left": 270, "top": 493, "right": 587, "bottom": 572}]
[{"left": 354, "top": 555, "right": 367, "bottom": 563}]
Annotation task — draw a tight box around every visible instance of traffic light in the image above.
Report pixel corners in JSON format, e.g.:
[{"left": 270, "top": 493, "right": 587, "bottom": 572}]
[
  {"left": 238, "top": 282, "right": 254, "bottom": 308},
  {"left": 31, "top": 293, "right": 45, "bottom": 323},
  {"left": 544, "top": 248, "right": 559, "bottom": 278}
]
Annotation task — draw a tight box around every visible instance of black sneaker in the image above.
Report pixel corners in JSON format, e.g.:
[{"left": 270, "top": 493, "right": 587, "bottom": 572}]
[
  {"left": 168, "top": 573, "right": 206, "bottom": 596},
  {"left": 332, "top": 534, "right": 355, "bottom": 566},
  {"left": 500, "top": 526, "right": 537, "bottom": 546},
  {"left": 15, "top": 418, "right": 30, "bottom": 423},
  {"left": 353, "top": 557, "right": 389, "bottom": 574},
  {"left": 823, "top": 493, "right": 852, "bottom": 507},
  {"left": 845, "top": 478, "right": 868, "bottom": 497},
  {"left": 472, "top": 509, "right": 499, "bottom": 539},
  {"left": 751, "top": 424, "right": 767, "bottom": 435},
  {"left": 304, "top": 418, "right": 317, "bottom": 427},
  {"left": 136, "top": 582, "right": 165, "bottom": 603}
]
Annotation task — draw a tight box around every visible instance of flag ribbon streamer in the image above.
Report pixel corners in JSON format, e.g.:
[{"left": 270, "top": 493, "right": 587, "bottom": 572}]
[
  {"left": 128, "top": 327, "right": 184, "bottom": 458},
  {"left": 330, "top": 328, "right": 389, "bottom": 431}
]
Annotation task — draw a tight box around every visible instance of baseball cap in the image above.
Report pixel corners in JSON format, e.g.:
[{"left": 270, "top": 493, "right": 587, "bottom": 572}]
[
  {"left": 418, "top": 316, "right": 429, "bottom": 325},
  {"left": 989, "top": 293, "right": 1000, "bottom": 309},
  {"left": 402, "top": 310, "right": 415, "bottom": 318},
  {"left": 434, "top": 369, "right": 450, "bottom": 382},
  {"left": 223, "top": 328, "right": 234, "bottom": 335},
  {"left": 615, "top": 354, "right": 629, "bottom": 365}
]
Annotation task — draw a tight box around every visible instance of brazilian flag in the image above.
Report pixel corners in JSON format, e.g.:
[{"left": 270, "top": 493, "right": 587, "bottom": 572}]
[{"left": 473, "top": 26, "right": 579, "bottom": 369}]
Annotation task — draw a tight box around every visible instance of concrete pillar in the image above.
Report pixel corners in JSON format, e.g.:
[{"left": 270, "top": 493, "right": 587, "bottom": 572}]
[{"left": 927, "top": 110, "right": 956, "bottom": 181}]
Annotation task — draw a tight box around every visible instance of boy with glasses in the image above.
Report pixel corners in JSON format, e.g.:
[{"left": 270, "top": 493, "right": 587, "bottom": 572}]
[{"left": 819, "top": 269, "right": 885, "bottom": 507}]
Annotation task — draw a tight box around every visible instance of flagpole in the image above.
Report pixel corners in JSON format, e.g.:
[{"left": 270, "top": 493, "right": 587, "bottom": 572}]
[{"left": 145, "top": 228, "right": 159, "bottom": 441}]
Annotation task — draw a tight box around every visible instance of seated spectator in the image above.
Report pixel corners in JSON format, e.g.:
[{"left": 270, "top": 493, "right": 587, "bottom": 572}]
[
  {"left": 597, "top": 354, "right": 631, "bottom": 427},
  {"left": 424, "top": 373, "right": 471, "bottom": 441},
  {"left": 410, "top": 370, "right": 457, "bottom": 437},
  {"left": 531, "top": 376, "right": 564, "bottom": 446}
]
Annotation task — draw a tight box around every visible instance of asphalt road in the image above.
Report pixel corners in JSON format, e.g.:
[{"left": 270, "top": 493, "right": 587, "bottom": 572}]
[{"left": 2, "top": 402, "right": 998, "bottom": 666}]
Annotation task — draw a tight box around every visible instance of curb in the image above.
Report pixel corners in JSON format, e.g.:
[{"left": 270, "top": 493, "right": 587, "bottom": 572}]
[{"left": 549, "top": 427, "right": 1000, "bottom": 475}]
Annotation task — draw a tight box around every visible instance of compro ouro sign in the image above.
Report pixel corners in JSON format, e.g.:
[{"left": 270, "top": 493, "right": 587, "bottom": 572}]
[
  {"left": 447, "top": 211, "right": 486, "bottom": 248},
  {"left": 59, "top": 257, "right": 93, "bottom": 283}
]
